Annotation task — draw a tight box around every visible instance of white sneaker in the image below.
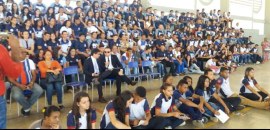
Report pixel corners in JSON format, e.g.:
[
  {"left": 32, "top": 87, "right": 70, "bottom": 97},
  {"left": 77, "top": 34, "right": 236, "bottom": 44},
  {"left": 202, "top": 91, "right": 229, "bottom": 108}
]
[
  {"left": 256, "top": 61, "right": 261, "bottom": 64},
  {"left": 178, "top": 121, "right": 186, "bottom": 127},
  {"left": 192, "top": 120, "right": 205, "bottom": 128},
  {"left": 164, "top": 126, "right": 172, "bottom": 129},
  {"left": 210, "top": 117, "right": 219, "bottom": 123}
]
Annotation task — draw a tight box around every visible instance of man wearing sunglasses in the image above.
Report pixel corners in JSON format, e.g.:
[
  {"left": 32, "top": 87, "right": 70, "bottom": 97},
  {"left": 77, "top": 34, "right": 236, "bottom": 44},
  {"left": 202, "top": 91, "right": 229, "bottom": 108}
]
[{"left": 99, "top": 47, "right": 137, "bottom": 96}]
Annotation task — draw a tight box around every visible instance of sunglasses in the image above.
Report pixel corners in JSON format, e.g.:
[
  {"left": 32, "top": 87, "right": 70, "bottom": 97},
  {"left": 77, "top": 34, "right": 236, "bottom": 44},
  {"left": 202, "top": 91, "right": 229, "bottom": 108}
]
[{"left": 104, "top": 51, "right": 111, "bottom": 53}]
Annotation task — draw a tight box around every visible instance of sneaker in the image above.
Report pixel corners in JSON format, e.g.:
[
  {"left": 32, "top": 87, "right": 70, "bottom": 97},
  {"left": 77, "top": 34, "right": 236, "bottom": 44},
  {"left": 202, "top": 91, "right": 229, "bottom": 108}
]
[
  {"left": 59, "top": 105, "right": 65, "bottom": 110},
  {"left": 98, "top": 97, "right": 107, "bottom": 103},
  {"left": 192, "top": 120, "right": 205, "bottom": 128},
  {"left": 130, "top": 81, "right": 137, "bottom": 86},
  {"left": 236, "top": 105, "right": 246, "bottom": 111},
  {"left": 210, "top": 117, "right": 219, "bottom": 123},
  {"left": 6, "top": 100, "right": 10, "bottom": 104},
  {"left": 202, "top": 116, "right": 209, "bottom": 124},
  {"left": 164, "top": 126, "right": 172, "bottom": 129},
  {"left": 21, "top": 108, "right": 30, "bottom": 117},
  {"left": 178, "top": 121, "right": 186, "bottom": 127}
]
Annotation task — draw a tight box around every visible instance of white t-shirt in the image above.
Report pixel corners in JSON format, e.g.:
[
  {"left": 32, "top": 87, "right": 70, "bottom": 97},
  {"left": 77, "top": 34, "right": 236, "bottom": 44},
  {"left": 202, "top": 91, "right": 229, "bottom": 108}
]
[
  {"left": 59, "top": 39, "right": 72, "bottom": 53},
  {"left": 79, "top": 113, "right": 87, "bottom": 129},
  {"left": 206, "top": 59, "right": 216, "bottom": 68},
  {"left": 55, "top": 13, "right": 68, "bottom": 23},
  {"left": 87, "top": 26, "right": 98, "bottom": 34},
  {"left": 60, "top": 26, "right": 72, "bottom": 36},
  {"left": 240, "top": 47, "right": 246, "bottom": 53}
]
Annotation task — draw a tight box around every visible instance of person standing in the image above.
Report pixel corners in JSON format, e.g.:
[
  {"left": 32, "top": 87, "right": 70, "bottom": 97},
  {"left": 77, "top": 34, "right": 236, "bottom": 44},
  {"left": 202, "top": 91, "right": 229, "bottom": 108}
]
[{"left": 0, "top": 35, "right": 25, "bottom": 128}]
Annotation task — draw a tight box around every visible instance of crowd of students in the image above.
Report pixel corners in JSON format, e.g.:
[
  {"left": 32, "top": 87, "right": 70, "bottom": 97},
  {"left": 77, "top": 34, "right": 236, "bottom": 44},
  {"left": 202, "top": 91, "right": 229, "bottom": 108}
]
[{"left": 0, "top": 0, "right": 269, "bottom": 128}]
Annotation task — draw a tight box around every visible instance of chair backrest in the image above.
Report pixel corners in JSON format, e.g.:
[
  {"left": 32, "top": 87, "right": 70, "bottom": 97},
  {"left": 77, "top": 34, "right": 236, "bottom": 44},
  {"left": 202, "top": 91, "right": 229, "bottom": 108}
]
[
  {"left": 142, "top": 60, "right": 152, "bottom": 67},
  {"left": 63, "top": 66, "right": 79, "bottom": 76},
  {"left": 128, "top": 61, "right": 139, "bottom": 69}
]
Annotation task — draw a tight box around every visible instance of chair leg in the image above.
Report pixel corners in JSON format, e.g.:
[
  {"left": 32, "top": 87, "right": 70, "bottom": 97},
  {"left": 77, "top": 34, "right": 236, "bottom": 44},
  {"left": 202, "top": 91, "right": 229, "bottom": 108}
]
[
  {"left": 17, "top": 103, "right": 20, "bottom": 117},
  {"left": 104, "top": 82, "right": 107, "bottom": 96},
  {"left": 72, "top": 86, "right": 75, "bottom": 101},
  {"left": 91, "top": 83, "right": 94, "bottom": 101},
  {"left": 36, "top": 100, "right": 39, "bottom": 113},
  {"left": 109, "top": 81, "right": 112, "bottom": 97}
]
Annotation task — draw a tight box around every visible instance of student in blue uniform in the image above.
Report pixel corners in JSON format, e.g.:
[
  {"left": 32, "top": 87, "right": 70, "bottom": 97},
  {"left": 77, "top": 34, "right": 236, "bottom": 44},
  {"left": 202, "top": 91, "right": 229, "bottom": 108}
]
[
  {"left": 5, "top": 17, "right": 20, "bottom": 37},
  {"left": 183, "top": 76, "right": 194, "bottom": 94},
  {"left": 240, "top": 67, "right": 270, "bottom": 101},
  {"left": 150, "top": 83, "right": 189, "bottom": 129},
  {"left": 67, "top": 92, "right": 96, "bottom": 129},
  {"left": 195, "top": 75, "right": 220, "bottom": 122},
  {"left": 173, "top": 79, "right": 205, "bottom": 128},
  {"left": 75, "top": 33, "right": 89, "bottom": 64},
  {"left": 129, "top": 86, "right": 168, "bottom": 129},
  {"left": 100, "top": 91, "right": 133, "bottom": 129}
]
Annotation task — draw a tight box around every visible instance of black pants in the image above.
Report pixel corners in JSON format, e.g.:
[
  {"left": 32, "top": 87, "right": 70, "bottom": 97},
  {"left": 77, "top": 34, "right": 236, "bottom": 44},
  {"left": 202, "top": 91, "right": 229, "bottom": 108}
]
[
  {"left": 99, "top": 69, "right": 132, "bottom": 96},
  {"left": 209, "top": 97, "right": 241, "bottom": 112},
  {"left": 132, "top": 117, "right": 169, "bottom": 129},
  {"left": 161, "top": 60, "right": 175, "bottom": 75},
  {"left": 240, "top": 91, "right": 268, "bottom": 101}
]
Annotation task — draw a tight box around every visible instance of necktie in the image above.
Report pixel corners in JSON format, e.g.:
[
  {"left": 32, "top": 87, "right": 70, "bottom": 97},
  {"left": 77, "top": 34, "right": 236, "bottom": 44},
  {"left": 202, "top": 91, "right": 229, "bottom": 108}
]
[
  {"left": 94, "top": 59, "right": 99, "bottom": 73},
  {"left": 25, "top": 40, "right": 29, "bottom": 49}
]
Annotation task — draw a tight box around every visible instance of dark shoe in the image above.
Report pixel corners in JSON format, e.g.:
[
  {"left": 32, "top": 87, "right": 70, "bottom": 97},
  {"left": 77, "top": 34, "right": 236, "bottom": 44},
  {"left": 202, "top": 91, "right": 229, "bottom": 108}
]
[
  {"left": 130, "top": 81, "right": 137, "bottom": 86},
  {"left": 59, "top": 105, "right": 65, "bottom": 110},
  {"left": 21, "top": 108, "right": 30, "bottom": 117},
  {"left": 98, "top": 97, "right": 107, "bottom": 103},
  {"left": 236, "top": 105, "right": 246, "bottom": 111},
  {"left": 172, "top": 73, "right": 177, "bottom": 76}
]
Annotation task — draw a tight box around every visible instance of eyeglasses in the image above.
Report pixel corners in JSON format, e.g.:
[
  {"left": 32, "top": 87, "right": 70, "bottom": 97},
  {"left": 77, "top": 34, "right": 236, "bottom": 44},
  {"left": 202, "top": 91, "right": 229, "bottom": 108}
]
[{"left": 104, "top": 51, "right": 111, "bottom": 53}]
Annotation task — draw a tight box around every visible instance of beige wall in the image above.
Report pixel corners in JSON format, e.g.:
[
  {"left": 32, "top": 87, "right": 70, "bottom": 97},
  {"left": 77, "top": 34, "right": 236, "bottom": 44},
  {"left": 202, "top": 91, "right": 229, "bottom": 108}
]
[{"left": 265, "top": 0, "right": 270, "bottom": 39}]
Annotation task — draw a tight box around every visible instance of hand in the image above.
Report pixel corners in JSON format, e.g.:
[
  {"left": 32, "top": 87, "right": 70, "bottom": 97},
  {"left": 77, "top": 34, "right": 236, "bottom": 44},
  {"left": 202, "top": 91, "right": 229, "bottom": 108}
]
[
  {"left": 133, "top": 119, "right": 139, "bottom": 126},
  {"left": 214, "top": 110, "right": 220, "bottom": 116},
  {"left": 19, "top": 84, "right": 27, "bottom": 90},
  {"left": 172, "top": 112, "right": 181, "bottom": 118},
  {"left": 197, "top": 105, "right": 205, "bottom": 113},
  {"left": 79, "top": 68, "right": 83, "bottom": 73},
  {"left": 53, "top": 70, "right": 60, "bottom": 75},
  {"left": 225, "top": 107, "right": 230, "bottom": 114},
  {"left": 105, "top": 62, "right": 109, "bottom": 67},
  {"left": 27, "top": 82, "right": 34, "bottom": 89}
]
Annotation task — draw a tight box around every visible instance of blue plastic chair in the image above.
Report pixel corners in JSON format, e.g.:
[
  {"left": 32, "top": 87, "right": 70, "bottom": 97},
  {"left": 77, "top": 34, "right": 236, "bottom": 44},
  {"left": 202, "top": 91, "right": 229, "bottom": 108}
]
[
  {"left": 127, "top": 61, "right": 148, "bottom": 83},
  {"left": 141, "top": 60, "right": 161, "bottom": 79},
  {"left": 62, "top": 66, "right": 90, "bottom": 101},
  {"left": 103, "top": 78, "right": 115, "bottom": 96}
]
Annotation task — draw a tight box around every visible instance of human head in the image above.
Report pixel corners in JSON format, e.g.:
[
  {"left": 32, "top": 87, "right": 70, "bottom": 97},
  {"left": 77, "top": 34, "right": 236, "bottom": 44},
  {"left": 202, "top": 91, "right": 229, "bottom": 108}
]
[
  {"left": 177, "top": 79, "right": 189, "bottom": 93},
  {"left": 91, "top": 48, "right": 101, "bottom": 59},
  {"left": 220, "top": 67, "right": 230, "bottom": 79},
  {"left": 204, "top": 69, "right": 214, "bottom": 80},
  {"left": 134, "top": 86, "right": 146, "bottom": 99},
  {"left": 104, "top": 47, "right": 111, "bottom": 57},
  {"left": 160, "top": 83, "right": 174, "bottom": 97},
  {"left": 245, "top": 67, "right": 255, "bottom": 79},
  {"left": 44, "top": 50, "right": 53, "bottom": 61},
  {"left": 113, "top": 91, "right": 133, "bottom": 123},
  {"left": 196, "top": 75, "right": 210, "bottom": 90},
  {"left": 43, "top": 106, "right": 61, "bottom": 127},
  {"left": 183, "top": 76, "right": 192, "bottom": 87}
]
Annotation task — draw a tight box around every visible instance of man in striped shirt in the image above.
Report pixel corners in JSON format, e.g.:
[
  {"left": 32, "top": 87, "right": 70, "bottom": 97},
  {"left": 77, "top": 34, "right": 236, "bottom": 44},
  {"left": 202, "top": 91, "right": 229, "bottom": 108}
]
[{"left": 8, "top": 58, "right": 43, "bottom": 117}]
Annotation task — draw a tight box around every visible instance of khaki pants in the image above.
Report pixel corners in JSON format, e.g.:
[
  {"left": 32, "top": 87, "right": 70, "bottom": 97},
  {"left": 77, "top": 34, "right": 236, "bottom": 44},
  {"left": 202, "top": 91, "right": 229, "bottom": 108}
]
[{"left": 230, "top": 93, "right": 270, "bottom": 110}]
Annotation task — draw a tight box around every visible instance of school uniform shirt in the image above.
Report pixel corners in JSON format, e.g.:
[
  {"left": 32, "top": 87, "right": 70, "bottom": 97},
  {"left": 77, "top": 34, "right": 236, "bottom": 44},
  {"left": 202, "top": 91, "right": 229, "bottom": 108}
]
[
  {"left": 59, "top": 39, "right": 72, "bottom": 54},
  {"left": 55, "top": 13, "right": 68, "bottom": 24},
  {"left": 47, "top": 40, "right": 60, "bottom": 48},
  {"left": 34, "top": 27, "right": 45, "bottom": 39},
  {"left": 6, "top": 24, "right": 20, "bottom": 36},
  {"left": 122, "top": 53, "right": 134, "bottom": 63},
  {"left": 87, "top": 25, "right": 98, "bottom": 34},
  {"left": 172, "top": 50, "right": 181, "bottom": 60},
  {"left": 166, "top": 51, "right": 174, "bottom": 61},
  {"left": 132, "top": 29, "right": 142, "bottom": 39},
  {"left": 35, "top": 39, "right": 49, "bottom": 50},
  {"left": 50, "top": 3, "right": 63, "bottom": 14},
  {"left": 173, "top": 90, "right": 193, "bottom": 108},
  {"left": 129, "top": 99, "right": 150, "bottom": 121},
  {"left": 45, "top": 25, "right": 58, "bottom": 34},
  {"left": 89, "top": 39, "right": 100, "bottom": 49},
  {"left": 76, "top": 41, "right": 88, "bottom": 52},
  {"left": 99, "top": 39, "right": 109, "bottom": 48},
  {"left": 206, "top": 59, "right": 216, "bottom": 68},
  {"left": 195, "top": 87, "right": 215, "bottom": 102},
  {"left": 138, "top": 40, "right": 147, "bottom": 50},
  {"left": 72, "top": 24, "right": 86, "bottom": 38},
  {"left": 141, "top": 52, "right": 153, "bottom": 61},
  {"left": 216, "top": 77, "right": 234, "bottom": 98},
  {"left": 100, "top": 101, "right": 130, "bottom": 129},
  {"left": 19, "top": 38, "right": 34, "bottom": 50},
  {"left": 67, "top": 109, "right": 96, "bottom": 129},
  {"left": 34, "top": 3, "right": 46, "bottom": 14},
  {"left": 60, "top": 26, "right": 72, "bottom": 37},
  {"left": 156, "top": 50, "right": 167, "bottom": 59},
  {"left": 66, "top": 55, "right": 80, "bottom": 67},
  {"left": 150, "top": 93, "right": 176, "bottom": 116},
  {"left": 240, "top": 77, "right": 259, "bottom": 94},
  {"left": 21, "top": 27, "right": 35, "bottom": 36},
  {"left": 240, "top": 47, "right": 246, "bottom": 54},
  {"left": 106, "top": 28, "right": 117, "bottom": 38}
]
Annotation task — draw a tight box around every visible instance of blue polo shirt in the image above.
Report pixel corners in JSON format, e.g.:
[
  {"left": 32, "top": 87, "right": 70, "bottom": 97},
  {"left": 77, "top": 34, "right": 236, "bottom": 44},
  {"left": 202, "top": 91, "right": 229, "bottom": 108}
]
[
  {"left": 156, "top": 50, "right": 167, "bottom": 59},
  {"left": 173, "top": 90, "right": 193, "bottom": 108},
  {"left": 35, "top": 39, "right": 49, "bottom": 51},
  {"left": 76, "top": 40, "right": 88, "bottom": 52},
  {"left": 72, "top": 24, "right": 86, "bottom": 38},
  {"left": 47, "top": 40, "right": 60, "bottom": 48},
  {"left": 6, "top": 24, "right": 20, "bottom": 36},
  {"left": 195, "top": 88, "right": 215, "bottom": 102},
  {"left": 89, "top": 39, "right": 100, "bottom": 49},
  {"left": 100, "top": 101, "right": 130, "bottom": 129},
  {"left": 66, "top": 55, "right": 80, "bottom": 67}
]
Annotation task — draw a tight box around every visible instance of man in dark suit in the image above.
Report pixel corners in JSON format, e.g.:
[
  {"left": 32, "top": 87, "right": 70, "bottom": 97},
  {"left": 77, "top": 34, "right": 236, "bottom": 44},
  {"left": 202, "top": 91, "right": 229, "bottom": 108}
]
[
  {"left": 99, "top": 47, "right": 137, "bottom": 96},
  {"left": 83, "top": 49, "right": 107, "bottom": 103}
]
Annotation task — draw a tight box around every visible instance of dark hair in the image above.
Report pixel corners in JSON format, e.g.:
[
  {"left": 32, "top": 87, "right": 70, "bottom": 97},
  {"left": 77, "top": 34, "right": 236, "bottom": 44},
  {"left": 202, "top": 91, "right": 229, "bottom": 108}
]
[
  {"left": 44, "top": 105, "right": 60, "bottom": 118},
  {"left": 196, "top": 75, "right": 210, "bottom": 94},
  {"left": 204, "top": 68, "right": 213, "bottom": 76},
  {"left": 160, "top": 83, "right": 173, "bottom": 94},
  {"left": 91, "top": 48, "right": 100, "bottom": 56},
  {"left": 177, "top": 79, "right": 188, "bottom": 88},
  {"left": 220, "top": 67, "right": 229, "bottom": 73},
  {"left": 11, "top": 3, "right": 19, "bottom": 16},
  {"left": 46, "top": 7, "right": 55, "bottom": 18},
  {"left": 162, "top": 74, "right": 172, "bottom": 83},
  {"left": 183, "top": 76, "right": 192, "bottom": 84},
  {"left": 113, "top": 91, "right": 133, "bottom": 123},
  {"left": 245, "top": 67, "right": 254, "bottom": 79},
  {"left": 135, "top": 86, "right": 146, "bottom": 98},
  {"left": 72, "top": 92, "right": 92, "bottom": 129}
]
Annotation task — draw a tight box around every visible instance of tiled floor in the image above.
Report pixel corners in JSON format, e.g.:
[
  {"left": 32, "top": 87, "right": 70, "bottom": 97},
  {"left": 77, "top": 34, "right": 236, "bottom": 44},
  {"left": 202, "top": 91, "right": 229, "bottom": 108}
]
[{"left": 6, "top": 61, "right": 270, "bottom": 129}]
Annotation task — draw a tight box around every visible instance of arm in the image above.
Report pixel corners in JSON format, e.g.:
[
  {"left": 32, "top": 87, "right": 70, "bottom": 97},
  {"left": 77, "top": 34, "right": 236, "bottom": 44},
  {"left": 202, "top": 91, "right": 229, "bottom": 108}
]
[
  {"left": 213, "top": 93, "right": 230, "bottom": 114},
  {"left": 255, "top": 84, "right": 270, "bottom": 96},
  {"left": 8, "top": 77, "right": 26, "bottom": 90},
  {"left": 108, "top": 111, "right": 131, "bottom": 129}
]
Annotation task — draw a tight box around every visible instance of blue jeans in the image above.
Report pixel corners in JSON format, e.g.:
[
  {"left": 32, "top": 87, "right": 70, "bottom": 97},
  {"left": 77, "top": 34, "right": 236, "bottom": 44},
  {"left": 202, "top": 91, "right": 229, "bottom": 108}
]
[
  {"left": 41, "top": 79, "right": 63, "bottom": 106},
  {"left": 179, "top": 104, "right": 202, "bottom": 120},
  {"left": 203, "top": 102, "right": 220, "bottom": 117},
  {"left": 0, "top": 96, "right": 6, "bottom": 129},
  {"left": 233, "top": 55, "right": 240, "bottom": 63},
  {"left": 174, "top": 60, "right": 185, "bottom": 74},
  {"left": 156, "top": 62, "right": 164, "bottom": 76},
  {"left": 11, "top": 83, "right": 43, "bottom": 110},
  {"left": 240, "top": 54, "right": 247, "bottom": 64}
]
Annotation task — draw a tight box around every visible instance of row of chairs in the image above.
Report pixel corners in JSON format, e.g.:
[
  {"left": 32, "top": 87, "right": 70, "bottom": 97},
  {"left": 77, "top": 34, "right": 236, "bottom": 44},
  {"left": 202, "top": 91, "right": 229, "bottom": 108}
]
[{"left": 7, "top": 60, "right": 162, "bottom": 117}]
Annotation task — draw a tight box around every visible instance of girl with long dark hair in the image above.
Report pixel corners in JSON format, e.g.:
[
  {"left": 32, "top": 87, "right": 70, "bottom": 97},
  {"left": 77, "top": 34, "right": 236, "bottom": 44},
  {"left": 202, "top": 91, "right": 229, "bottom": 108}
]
[
  {"left": 44, "top": 7, "right": 55, "bottom": 25},
  {"left": 67, "top": 92, "right": 96, "bottom": 129},
  {"left": 195, "top": 75, "right": 221, "bottom": 122},
  {"left": 100, "top": 91, "right": 133, "bottom": 129},
  {"left": 183, "top": 76, "right": 194, "bottom": 94},
  {"left": 240, "top": 67, "right": 270, "bottom": 102}
]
